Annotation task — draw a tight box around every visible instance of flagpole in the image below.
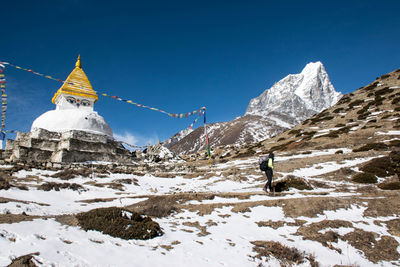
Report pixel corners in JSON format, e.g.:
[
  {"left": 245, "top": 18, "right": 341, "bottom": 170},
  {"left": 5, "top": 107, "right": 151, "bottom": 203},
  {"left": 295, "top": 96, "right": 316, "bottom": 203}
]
[{"left": 203, "top": 107, "right": 210, "bottom": 159}]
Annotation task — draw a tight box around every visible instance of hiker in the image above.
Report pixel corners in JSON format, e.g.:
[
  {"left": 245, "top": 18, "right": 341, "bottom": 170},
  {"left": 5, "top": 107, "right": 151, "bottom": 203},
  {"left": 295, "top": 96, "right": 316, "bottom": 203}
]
[{"left": 259, "top": 152, "right": 274, "bottom": 192}]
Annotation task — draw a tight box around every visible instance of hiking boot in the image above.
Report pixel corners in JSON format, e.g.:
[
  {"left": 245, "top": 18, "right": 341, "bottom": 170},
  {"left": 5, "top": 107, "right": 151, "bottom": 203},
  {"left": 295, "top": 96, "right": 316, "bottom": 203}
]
[{"left": 262, "top": 187, "right": 268, "bottom": 193}]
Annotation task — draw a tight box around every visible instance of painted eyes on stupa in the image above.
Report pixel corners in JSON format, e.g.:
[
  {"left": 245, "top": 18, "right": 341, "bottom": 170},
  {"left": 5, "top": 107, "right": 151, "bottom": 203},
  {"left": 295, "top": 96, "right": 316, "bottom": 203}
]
[
  {"left": 66, "top": 97, "right": 91, "bottom": 107},
  {"left": 81, "top": 100, "right": 90, "bottom": 107},
  {"left": 66, "top": 97, "right": 76, "bottom": 104}
]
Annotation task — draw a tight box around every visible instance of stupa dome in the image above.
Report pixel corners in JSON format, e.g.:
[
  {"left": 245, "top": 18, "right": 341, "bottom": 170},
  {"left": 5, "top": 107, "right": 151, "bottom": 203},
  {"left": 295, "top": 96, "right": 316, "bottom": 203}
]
[
  {"left": 31, "top": 56, "right": 113, "bottom": 137},
  {"left": 31, "top": 109, "right": 113, "bottom": 136}
]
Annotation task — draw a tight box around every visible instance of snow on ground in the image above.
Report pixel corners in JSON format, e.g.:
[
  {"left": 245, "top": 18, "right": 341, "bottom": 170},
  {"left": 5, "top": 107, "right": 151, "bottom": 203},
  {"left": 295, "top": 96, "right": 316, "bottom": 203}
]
[
  {"left": 1, "top": 204, "right": 397, "bottom": 267},
  {"left": 376, "top": 130, "right": 400, "bottom": 136},
  {"left": 0, "top": 151, "right": 399, "bottom": 266}
]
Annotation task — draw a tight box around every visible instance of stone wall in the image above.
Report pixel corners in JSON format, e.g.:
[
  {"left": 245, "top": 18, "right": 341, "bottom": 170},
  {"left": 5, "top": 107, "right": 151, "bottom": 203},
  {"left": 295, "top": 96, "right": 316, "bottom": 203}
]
[{"left": 3, "top": 128, "right": 133, "bottom": 163}]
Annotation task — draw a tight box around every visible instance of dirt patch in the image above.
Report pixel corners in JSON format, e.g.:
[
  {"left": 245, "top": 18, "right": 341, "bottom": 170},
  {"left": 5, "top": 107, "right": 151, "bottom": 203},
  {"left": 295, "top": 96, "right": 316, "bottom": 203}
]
[
  {"left": 128, "top": 195, "right": 179, "bottom": 218},
  {"left": 363, "top": 192, "right": 400, "bottom": 217},
  {"left": 281, "top": 197, "right": 354, "bottom": 218},
  {"left": 76, "top": 207, "right": 163, "bottom": 240},
  {"left": 384, "top": 219, "right": 400, "bottom": 237},
  {"left": 55, "top": 214, "right": 79, "bottom": 226},
  {"left": 251, "top": 241, "right": 317, "bottom": 266},
  {"left": 182, "top": 221, "right": 210, "bottom": 236},
  {"left": 0, "top": 214, "right": 40, "bottom": 224},
  {"left": 296, "top": 220, "right": 353, "bottom": 252},
  {"left": 343, "top": 229, "right": 400, "bottom": 263}
]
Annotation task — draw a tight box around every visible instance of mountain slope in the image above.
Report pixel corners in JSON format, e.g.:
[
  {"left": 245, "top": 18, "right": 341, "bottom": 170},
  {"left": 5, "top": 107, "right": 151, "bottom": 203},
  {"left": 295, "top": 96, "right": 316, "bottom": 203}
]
[{"left": 169, "top": 62, "right": 341, "bottom": 155}]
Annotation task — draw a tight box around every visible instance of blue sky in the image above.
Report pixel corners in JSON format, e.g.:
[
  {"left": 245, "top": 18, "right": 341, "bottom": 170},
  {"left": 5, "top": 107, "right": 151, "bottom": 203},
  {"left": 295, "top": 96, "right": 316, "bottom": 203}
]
[{"left": 1, "top": 0, "right": 400, "bottom": 146}]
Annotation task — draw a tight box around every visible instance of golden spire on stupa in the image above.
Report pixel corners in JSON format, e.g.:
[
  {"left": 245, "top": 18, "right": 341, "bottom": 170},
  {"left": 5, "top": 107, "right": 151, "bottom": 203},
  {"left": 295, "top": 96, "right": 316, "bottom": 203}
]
[{"left": 52, "top": 55, "right": 98, "bottom": 103}]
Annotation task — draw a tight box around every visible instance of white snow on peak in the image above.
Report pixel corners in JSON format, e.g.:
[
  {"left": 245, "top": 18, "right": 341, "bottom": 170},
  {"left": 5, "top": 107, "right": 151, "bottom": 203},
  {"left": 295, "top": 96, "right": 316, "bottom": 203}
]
[{"left": 245, "top": 61, "right": 342, "bottom": 123}]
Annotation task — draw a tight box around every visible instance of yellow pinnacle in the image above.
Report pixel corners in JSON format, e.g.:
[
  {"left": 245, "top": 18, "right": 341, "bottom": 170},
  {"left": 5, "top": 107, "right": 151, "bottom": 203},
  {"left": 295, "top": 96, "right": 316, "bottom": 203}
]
[
  {"left": 75, "top": 55, "right": 82, "bottom": 68},
  {"left": 52, "top": 55, "right": 98, "bottom": 103}
]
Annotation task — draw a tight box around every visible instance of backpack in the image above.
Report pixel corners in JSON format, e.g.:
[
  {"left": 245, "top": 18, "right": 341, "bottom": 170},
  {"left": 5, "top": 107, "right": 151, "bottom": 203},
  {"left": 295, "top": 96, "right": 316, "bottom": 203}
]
[{"left": 260, "top": 160, "right": 268, "bottom": 171}]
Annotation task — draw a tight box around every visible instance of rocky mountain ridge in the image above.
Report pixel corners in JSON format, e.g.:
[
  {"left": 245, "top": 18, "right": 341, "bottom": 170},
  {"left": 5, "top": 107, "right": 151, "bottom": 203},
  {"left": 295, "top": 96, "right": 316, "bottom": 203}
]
[{"left": 169, "top": 62, "right": 341, "bottom": 155}]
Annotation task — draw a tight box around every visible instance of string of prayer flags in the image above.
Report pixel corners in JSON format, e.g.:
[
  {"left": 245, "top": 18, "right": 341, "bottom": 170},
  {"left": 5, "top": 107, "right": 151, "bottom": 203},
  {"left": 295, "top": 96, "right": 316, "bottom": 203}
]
[
  {"left": 0, "top": 61, "right": 210, "bottom": 155},
  {"left": 0, "top": 61, "right": 206, "bottom": 119}
]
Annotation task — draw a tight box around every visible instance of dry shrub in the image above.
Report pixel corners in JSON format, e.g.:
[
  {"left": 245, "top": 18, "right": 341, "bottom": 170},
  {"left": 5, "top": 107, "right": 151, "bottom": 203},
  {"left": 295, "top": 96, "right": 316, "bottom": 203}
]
[
  {"left": 348, "top": 99, "right": 364, "bottom": 108},
  {"left": 351, "top": 173, "right": 377, "bottom": 184},
  {"left": 233, "top": 148, "right": 256, "bottom": 158},
  {"left": 311, "top": 115, "right": 334, "bottom": 124},
  {"left": 377, "top": 182, "right": 400, "bottom": 190},
  {"left": 76, "top": 207, "right": 163, "bottom": 240},
  {"left": 7, "top": 252, "right": 40, "bottom": 267},
  {"left": 274, "top": 176, "right": 313, "bottom": 192},
  {"left": 375, "top": 87, "right": 393, "bottom": 95},
  {"left": 317, "top": 132, "right": 339, "bottom": 139},
  {"left": 357, "top": 113, "right": 370, "bottom": 120},
  {"left": 343, "top": 229, "right": 399, "bottom": 263},
  {"left": 0, "top": 176, "right": 10, "bottom": 190},
  {"left": 352, "top": 143, "right": 388, "bottom": 152},
  {"left": 379, "top": 74, "right": 390, "bottom": 79},
  {"left": 51, "top": 169, "right": 92, "bottom": 180},
  {"left": 392, "top": 97, "right": 400, "bottom": 105},
  {"left": 360, "top": 152, "right": 400, "bottom": 177},
  {"left": 38, "top": 182, "right": 85, "bottom": 191},
  {"left": 296, "top": 220, "right": 352, "bottom": 246},
  {"left": 270, "top": 140, "right": 295, "bottom": 152},
  {"left": 288, "top": 129, "right": 302, "bottom": 136},
  {"left": 362, "top": 82, "right": 378, "bottom": 92},
  {"left": 333, "top": 107, "right": 344, "bottom": 113},
  {"left": 251, "top": 241, "right": 306, "bottom": 265},
  {"left": 337, "top": 95, "right": 351, "bottom": 104}
]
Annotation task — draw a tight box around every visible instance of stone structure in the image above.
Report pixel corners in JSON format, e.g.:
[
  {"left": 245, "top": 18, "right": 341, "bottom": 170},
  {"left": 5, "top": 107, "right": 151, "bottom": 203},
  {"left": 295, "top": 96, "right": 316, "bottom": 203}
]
[
  {"left": 3, "top": 56, "right": 133, "bottom": 163},
  {"left": 31, "top": 55, "right": 113, "bottom": 136},
  {"left": 4, "top": 128, "right": 132, "bottom": 163}
]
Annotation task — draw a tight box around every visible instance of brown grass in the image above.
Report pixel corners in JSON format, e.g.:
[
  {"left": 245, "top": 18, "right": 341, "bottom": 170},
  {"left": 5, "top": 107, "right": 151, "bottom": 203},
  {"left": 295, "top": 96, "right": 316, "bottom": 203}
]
[
  {"left": 76, "top": 207, "right": 163, "bottom": 240},
  {"left": 351, "top": 173, "right": 377, "bottom": 184},
  {"left": 343, "top": 229, "right": 399, "bottom": 263}
]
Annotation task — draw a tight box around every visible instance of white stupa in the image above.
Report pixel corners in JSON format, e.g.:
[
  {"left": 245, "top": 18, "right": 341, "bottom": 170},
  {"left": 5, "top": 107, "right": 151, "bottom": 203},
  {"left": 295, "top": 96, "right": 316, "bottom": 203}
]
[{"left": 31, "top": 56, "right": 113, "bottom": 137}]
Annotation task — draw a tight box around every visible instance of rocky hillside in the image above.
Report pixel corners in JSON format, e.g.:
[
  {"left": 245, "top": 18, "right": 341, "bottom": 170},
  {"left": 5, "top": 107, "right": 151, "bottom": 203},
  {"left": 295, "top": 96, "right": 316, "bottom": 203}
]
[
  {"left": 203, "top": 66, "right": 400, "bottom": 160},
  {"left": 169, "top": 62, "right": 341, "bottom": 155}
]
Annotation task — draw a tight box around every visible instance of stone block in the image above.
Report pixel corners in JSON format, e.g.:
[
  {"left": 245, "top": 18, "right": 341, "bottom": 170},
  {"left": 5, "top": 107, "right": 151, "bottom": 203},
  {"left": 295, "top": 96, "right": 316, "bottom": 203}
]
[
  {"left": 5, "top": 139, "right": 17, "bottom": 151},
  {"left": 61, "top": 130, "right": 108, "bottom": 144},
  {"left": 15, "top": 132, "right": 30, "bottom": 141},
  {"left": 30, "top": 128, "right": 61, "bottom": 140}
]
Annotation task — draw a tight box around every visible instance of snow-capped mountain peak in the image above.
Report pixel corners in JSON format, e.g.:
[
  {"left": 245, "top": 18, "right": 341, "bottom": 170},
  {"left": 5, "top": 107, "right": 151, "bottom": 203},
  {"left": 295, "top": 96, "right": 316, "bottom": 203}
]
[
  {"left": 169, "top": 61, "right": 343, "bottom": 154},
  {"left": 246, "top": 61, "right": 342, "bottom": 124}
]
